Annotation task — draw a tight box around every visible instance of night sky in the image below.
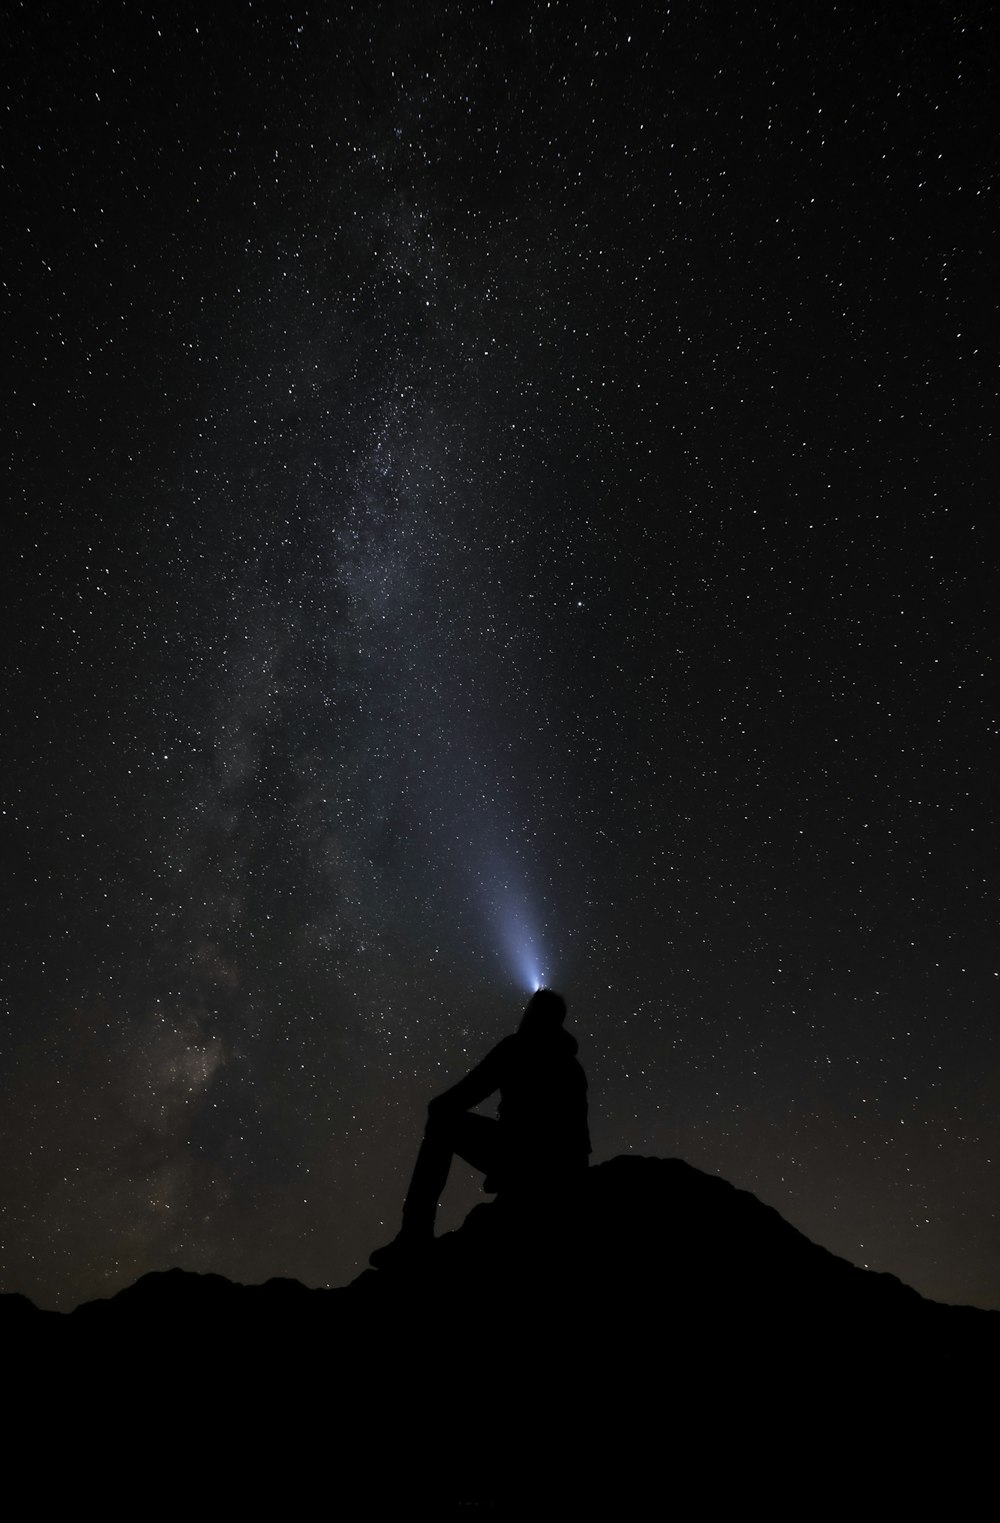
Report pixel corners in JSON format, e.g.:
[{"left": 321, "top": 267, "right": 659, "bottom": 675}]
[{"left": 4, "top": 2, "right": 997, "bottom": 1314}]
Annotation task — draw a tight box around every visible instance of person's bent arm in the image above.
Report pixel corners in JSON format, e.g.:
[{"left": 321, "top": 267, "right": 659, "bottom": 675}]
[{"left": 427, "top": 1039, "right": 510, "bottom": 1115}]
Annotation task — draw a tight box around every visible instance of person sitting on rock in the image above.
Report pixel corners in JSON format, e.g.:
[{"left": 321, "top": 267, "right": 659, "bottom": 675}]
[{"left": 370, "top": 987, "right": 590, "bottom": 1268}]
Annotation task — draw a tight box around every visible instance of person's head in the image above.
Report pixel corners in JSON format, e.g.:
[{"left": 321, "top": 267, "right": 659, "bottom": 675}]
[{"left": 519, "top": 987, "right": 567, "bottom": 1034}]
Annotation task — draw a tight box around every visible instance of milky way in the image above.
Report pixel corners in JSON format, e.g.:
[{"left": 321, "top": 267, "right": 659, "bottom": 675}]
[{"left": 4, "top": 3, "right": 997, "bottom": 1310}]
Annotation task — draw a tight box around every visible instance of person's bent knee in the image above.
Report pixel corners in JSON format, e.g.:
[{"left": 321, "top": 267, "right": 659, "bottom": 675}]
[{"left": 424, "top": 1102, "right": 457, "bottom": 1139}]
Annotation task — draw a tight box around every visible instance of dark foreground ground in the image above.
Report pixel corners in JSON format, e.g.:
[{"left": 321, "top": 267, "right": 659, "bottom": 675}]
[{"left": 5, "top": 1156, "right": 995, "bottom": 1515}]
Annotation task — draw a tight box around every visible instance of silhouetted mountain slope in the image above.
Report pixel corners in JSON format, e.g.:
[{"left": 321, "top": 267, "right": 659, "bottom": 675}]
[{"left": 5, "top": 1158, "right": 995, "bottom": 1513}]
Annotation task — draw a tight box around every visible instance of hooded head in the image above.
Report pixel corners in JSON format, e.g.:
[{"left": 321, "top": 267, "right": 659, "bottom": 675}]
[{"left": 518, "top": 987, "right": 567, "bottom": 1036}]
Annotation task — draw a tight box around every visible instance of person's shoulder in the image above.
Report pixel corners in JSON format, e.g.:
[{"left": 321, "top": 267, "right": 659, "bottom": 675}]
[{"left": 477, "top": 1032, "right": 517, "bottom": 1068}]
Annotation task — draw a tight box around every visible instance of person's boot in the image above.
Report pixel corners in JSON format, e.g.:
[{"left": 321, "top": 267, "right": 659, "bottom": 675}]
[{"left": 368, "top": 1222, "right": 434, "bottom": 1270}]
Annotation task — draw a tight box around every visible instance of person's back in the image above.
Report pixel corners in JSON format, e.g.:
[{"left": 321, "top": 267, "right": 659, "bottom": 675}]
[{"left": 494, "top": 1019, "right": 590, "bottom": 1183}]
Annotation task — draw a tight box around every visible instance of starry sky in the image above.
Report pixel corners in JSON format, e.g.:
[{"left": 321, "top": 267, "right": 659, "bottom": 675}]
[{"left": 4, "top": 1, "right": 998, "bottom": 1313}]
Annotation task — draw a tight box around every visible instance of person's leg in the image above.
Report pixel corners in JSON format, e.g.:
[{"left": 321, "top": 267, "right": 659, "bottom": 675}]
[{"left": 401, "top": 1111, "right": 500, "bottom": 1234}]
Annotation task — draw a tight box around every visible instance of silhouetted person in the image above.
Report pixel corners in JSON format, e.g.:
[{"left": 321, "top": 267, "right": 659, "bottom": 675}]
[{"left": 370, "top": 987, "right": 590, "bottom": 1268}]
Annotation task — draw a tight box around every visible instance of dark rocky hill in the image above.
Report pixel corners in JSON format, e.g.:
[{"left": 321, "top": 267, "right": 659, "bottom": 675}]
[{"left": 5, "top": 1156, "right": 995, "bottom": 1513}]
